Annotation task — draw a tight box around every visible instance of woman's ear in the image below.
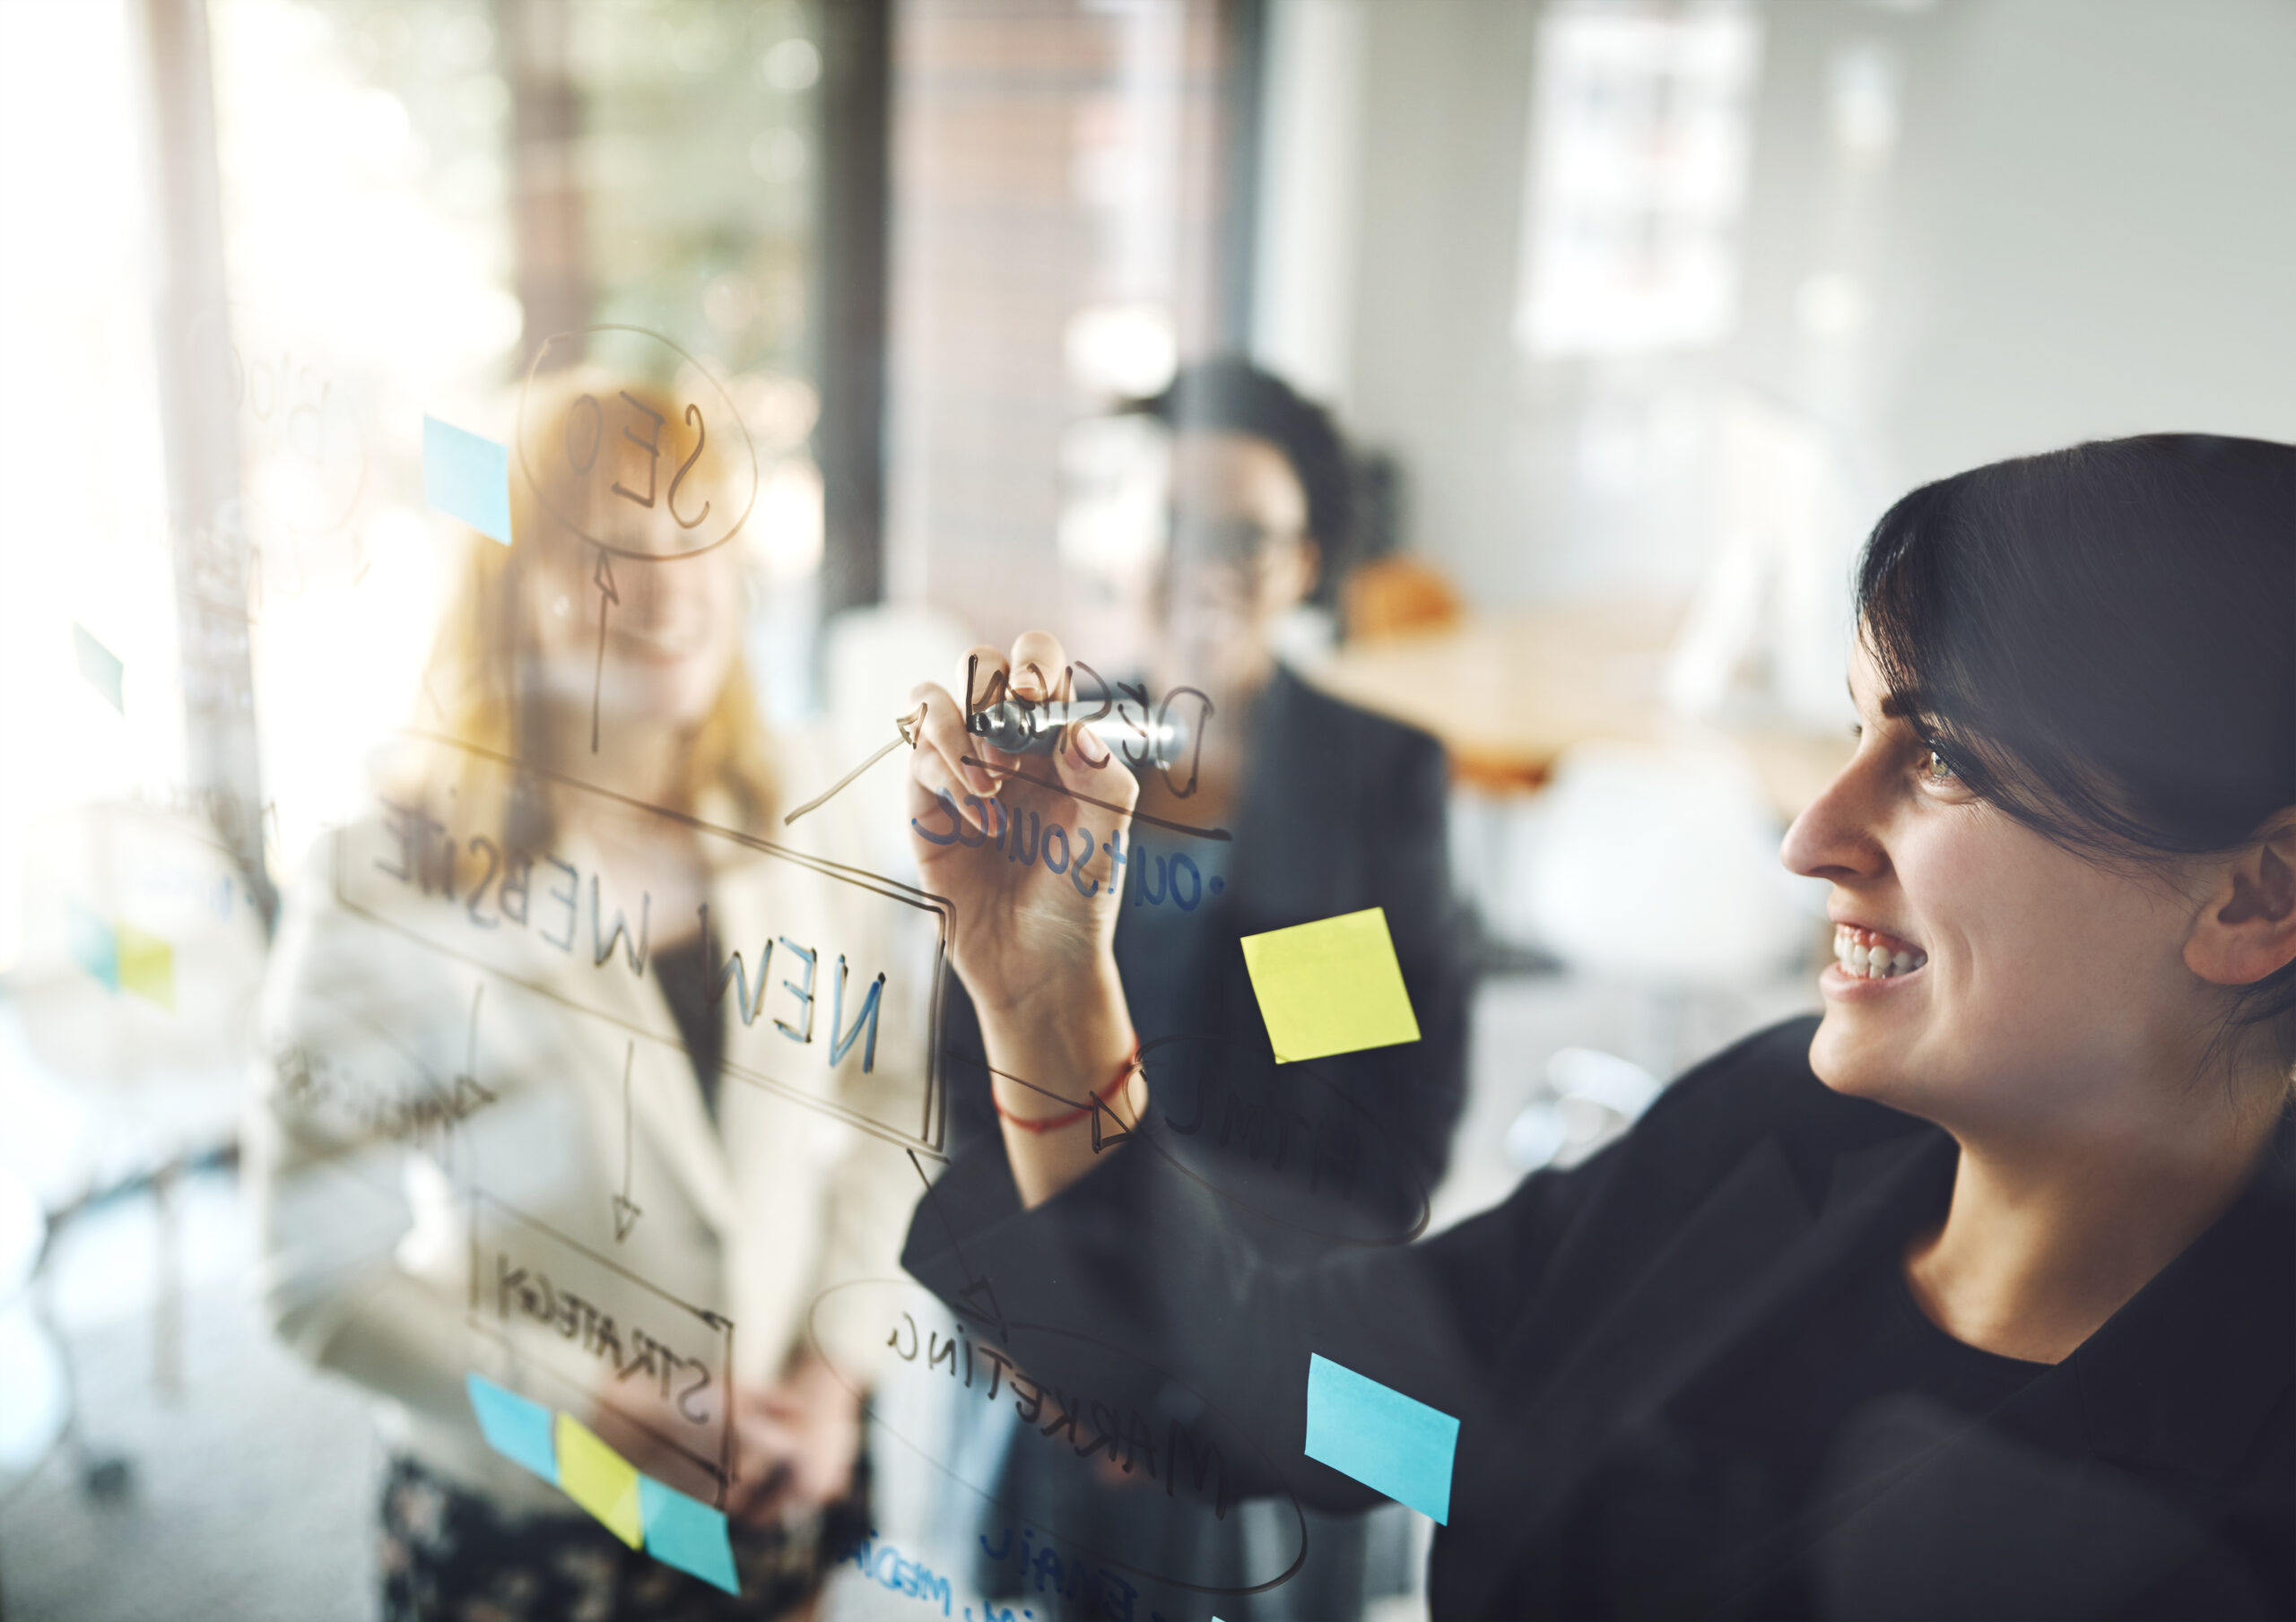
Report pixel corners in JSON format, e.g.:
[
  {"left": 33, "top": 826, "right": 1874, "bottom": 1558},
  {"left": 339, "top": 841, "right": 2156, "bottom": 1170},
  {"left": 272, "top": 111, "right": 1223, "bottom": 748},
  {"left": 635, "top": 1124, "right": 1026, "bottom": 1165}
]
[{"left": 2185, "top": 810, "right": 2296, "bottom": 986}]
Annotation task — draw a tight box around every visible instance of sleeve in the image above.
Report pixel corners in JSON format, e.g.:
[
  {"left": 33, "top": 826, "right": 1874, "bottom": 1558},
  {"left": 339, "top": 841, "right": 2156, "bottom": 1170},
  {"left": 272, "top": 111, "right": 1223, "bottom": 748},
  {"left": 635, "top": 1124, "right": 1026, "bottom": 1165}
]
[
  {"left": 242, "top": 837, "right": 486, "bottom": 1431},
  {"left": 244, "top": 835, "right": 587, "bottom": 1433},
  {"left": 900, "top": 1110, "right": 1621, "bottom": 1516}
]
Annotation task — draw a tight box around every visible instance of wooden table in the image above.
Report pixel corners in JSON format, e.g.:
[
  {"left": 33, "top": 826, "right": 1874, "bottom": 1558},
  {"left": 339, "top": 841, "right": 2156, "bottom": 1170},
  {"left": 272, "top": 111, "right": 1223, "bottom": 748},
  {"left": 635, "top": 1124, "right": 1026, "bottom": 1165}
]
[{"left": 1295, "top": 597, "right": 1853, "bottom": 820}]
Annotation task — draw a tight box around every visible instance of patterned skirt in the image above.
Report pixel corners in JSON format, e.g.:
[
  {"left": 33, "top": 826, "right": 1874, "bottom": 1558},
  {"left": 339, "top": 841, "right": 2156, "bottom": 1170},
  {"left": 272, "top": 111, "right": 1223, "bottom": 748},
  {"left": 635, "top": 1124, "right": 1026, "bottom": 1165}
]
[{"left": 378, "top": 1452, "right": 871, "bottom": 1621}]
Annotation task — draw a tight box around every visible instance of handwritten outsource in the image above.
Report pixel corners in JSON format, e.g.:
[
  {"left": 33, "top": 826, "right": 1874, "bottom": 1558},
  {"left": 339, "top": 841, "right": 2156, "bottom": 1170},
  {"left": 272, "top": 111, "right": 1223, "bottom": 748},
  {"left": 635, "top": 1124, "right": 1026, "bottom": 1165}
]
[{"left": 913, "top": 803, "right": 1225, "bottom": 912}]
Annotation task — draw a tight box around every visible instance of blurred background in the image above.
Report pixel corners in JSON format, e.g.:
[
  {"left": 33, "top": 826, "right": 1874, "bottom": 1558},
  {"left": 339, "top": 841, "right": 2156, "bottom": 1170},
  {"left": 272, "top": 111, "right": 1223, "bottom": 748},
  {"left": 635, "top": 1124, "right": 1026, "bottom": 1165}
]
[{"left": 1, "top": 0, "right": 2291, "bottom": 1618}]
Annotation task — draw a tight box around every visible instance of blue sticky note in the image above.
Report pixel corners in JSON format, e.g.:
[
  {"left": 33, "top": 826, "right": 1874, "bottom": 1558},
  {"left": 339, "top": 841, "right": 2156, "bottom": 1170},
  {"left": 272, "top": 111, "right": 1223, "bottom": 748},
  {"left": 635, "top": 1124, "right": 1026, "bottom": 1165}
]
[
  {"left": 639, "top": 1475, "right": 739, "bottom": 1595},
  {"left": 1303, "top": 1353, "right": 1458, "bottom": 1524},
  {"left": 67, "top": 902, "right": 117, "bottom": 990},
  {"left": 73, "top": 622, "right": 124, "bottom": 713},
  {"left": 422, "top": 415, "right": 514, "bottom": 545},
  {"left": 466, "top": 1373, "right": 558, "bottom": 1484}
]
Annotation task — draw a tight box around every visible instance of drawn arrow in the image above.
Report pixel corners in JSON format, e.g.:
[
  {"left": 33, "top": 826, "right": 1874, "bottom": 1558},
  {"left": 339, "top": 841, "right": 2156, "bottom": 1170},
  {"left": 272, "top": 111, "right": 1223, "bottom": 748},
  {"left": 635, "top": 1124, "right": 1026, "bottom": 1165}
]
[
  {"left": 612, "top": 1039, "right": 642, "bottom": 1241},
  {"left": 781, "top": 704, "right": 929, "bottom": 828},
  {"left": 1088, "top": 1090, "right": 1135, "bottom": 1155},
  {"left": 954, "top": 1275, "right": 1007, "bottom": 1336},
  {"left": 590, "top": 548, "right": 619, "bottom": 755},
  {"left": 909, "top": 1149, "right": 1005, "bottom": 1340}
]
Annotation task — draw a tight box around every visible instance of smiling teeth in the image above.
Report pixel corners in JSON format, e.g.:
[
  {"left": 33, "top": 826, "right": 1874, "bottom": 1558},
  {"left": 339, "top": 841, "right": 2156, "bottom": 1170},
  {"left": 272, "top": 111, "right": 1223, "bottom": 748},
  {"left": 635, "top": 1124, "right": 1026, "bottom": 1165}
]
[{"left": 1833, "top": 926, "right": 1926, "bottom": 978}]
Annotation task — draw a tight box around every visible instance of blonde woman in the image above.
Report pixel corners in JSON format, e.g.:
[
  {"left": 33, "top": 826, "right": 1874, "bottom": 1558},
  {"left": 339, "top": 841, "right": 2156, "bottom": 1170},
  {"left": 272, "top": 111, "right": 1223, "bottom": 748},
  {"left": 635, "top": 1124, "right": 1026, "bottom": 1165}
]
[{"left": 249, "top": 378, "right": 924, "bottom": 1619}]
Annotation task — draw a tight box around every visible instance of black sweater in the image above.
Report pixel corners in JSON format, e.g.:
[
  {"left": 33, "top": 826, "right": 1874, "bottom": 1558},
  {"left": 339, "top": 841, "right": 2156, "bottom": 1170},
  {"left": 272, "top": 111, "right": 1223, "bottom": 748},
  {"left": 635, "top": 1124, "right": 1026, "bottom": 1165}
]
[
  {"left": 940, "top": 664, "right": 1472, "bottom": 1232},
  {"left": 903, "top": 1015, "right": 2295, "bottom": 1619}
]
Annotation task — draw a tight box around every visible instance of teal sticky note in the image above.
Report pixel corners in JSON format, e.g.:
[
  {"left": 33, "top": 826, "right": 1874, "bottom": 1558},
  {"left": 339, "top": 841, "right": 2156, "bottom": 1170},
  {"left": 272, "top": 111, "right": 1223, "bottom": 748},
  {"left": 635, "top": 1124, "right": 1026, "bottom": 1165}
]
[
  {"left": 639, "top": 1474, "right": 740, "bottom": 1595},
  {"left": 1303, "top": 1353, "right": 1458, "bottom": 1524},
  {"left": 67, "top": 901, "right": 117, "bottom": 990},
  {"left": 422, "top": 415, "right": 513, "bottom": 545},
  {"left": 73, "top": 622, "right": 124, "bottom": 713},
  {"left": 466, "top": 1373, "right": 558, "bottom": 1484}
]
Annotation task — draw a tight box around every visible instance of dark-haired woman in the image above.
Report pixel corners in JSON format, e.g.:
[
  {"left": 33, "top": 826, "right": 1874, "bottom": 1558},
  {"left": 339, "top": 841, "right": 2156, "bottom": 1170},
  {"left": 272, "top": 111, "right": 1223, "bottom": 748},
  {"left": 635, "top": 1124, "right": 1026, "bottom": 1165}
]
[
  {"left": 897, "top": 435, "right": 2295, "bottom": 1618},
  {"left": 932, "top": 359, "right": 1471, "bottom": 1618}
]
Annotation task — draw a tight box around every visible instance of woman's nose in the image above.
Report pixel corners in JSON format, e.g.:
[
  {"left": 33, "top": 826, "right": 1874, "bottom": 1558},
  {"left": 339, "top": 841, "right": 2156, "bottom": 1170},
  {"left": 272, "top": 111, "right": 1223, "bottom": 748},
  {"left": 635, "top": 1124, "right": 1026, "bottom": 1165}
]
[{"left": 1781, "top": 761, "right": 1885, "bottom": 882}]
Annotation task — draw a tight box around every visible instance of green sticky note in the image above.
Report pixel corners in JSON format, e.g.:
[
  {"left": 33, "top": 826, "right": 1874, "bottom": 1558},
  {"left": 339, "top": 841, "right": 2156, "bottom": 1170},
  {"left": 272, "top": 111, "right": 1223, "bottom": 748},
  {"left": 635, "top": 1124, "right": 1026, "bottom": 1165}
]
[
  {"left": 554, "top": 1412, "right": 644, "bottom": 1548},
  {"left": 1239, "top": 906, "right": 1421, "bottom": 1063},
  {"left": 117, "top": 924, "right": 175, "bottom": 1011}
]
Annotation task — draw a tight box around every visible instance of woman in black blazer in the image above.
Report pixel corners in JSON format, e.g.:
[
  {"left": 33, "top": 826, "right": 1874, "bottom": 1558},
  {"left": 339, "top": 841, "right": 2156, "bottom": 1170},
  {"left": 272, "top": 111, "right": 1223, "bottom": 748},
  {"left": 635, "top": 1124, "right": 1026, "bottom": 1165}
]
[
  {"left": 893, "top": 435, "right": 2295, "bottom": 1618},
  {"left": 931, "top": 360, "right": 1469, "bottom": 1616}
]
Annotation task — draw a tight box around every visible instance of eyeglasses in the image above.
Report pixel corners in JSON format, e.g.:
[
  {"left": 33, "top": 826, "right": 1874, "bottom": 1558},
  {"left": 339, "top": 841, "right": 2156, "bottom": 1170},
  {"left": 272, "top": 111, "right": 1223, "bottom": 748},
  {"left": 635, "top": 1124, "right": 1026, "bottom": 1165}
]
[{"left": 1162, "top": 510, "right": 1307, "bottom": 566}]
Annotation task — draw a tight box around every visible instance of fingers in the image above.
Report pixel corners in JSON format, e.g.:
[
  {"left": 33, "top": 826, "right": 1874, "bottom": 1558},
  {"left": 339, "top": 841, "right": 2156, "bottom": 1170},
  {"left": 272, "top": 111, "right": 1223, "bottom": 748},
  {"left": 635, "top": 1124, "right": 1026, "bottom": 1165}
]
[
  {"left": 915, "top": 631, "right": 1139, "bottom": 845},
  {"left": 907, "top": 678, "right": 998, "bottom": 829},
  {"left": 955, "top": 645, "right": 1009, "bottom": 717},
  {"left": 1006, "top": 631, "right": 1067, "bottom": 703}
]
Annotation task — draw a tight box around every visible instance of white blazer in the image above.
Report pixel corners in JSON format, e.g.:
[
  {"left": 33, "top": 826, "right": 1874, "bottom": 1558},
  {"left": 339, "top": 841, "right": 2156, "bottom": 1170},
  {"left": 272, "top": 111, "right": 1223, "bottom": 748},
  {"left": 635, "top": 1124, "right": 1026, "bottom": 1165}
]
[{"left": 246, "top": 731, "right": 937, "bottom": 1512}]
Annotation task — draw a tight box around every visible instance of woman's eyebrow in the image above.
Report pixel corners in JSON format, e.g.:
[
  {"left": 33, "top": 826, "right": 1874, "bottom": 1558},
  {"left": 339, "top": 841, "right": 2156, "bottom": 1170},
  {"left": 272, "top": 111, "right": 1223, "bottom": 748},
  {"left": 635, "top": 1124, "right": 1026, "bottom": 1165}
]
[{"left": 1848, "top": 676, "right": 1918, "bottom": 724}]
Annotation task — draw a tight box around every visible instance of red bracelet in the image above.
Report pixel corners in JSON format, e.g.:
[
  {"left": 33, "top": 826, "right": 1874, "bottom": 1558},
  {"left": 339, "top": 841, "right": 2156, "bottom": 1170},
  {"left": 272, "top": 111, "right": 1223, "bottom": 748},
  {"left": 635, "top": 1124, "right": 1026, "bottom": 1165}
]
[{"left": 993, "top": 1048, "right": 1140, "bottom": 1133}]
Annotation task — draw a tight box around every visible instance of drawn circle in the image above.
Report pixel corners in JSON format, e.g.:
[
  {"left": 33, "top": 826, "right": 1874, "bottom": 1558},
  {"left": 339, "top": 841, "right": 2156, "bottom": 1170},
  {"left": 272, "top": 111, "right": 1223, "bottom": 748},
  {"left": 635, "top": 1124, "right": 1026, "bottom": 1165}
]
[
  {"left": 1130, "top": 1032, "right": 1432, "bottom": 1248},
  {"left": 186, "top": 305, "right": 370, "bottom": 541},
  {"left": 807, "top": 1279, "right": 1310, "bottom": 1597},
  {"left": 516, "top": 325, "right": 760, "bottom": 560}
]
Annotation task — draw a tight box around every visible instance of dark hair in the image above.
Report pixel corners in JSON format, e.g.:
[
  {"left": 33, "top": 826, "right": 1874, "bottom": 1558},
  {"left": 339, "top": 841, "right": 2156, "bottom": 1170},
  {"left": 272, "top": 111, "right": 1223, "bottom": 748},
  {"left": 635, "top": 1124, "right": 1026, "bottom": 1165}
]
[
  {"left": 1856, "top": 433, "right": 2296, "bottom": 1073},
  {"left": 1124, "top": 356, "right": 1356, "bottom": 563}
]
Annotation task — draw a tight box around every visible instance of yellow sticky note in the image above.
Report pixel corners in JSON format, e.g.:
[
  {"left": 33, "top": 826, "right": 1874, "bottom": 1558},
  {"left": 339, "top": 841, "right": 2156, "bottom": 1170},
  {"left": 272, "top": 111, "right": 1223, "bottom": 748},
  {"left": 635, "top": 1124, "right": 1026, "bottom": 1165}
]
[
  {"left": 116, "top": 924, "right": 175, "bottom": 1011},
  {"left": 553, "top": 1412, "right": 643, "bottom": 1547},
  {"left": 1239, "top": 906, "right": 1421, "bottom": 1064}
]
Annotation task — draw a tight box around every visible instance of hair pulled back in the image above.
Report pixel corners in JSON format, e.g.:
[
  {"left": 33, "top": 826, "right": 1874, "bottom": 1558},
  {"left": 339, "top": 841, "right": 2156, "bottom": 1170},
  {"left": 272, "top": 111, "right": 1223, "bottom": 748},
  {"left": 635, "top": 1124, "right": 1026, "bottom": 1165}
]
[{"left": 1856, "top": 433, "right": 2296, "bottom": 1071}]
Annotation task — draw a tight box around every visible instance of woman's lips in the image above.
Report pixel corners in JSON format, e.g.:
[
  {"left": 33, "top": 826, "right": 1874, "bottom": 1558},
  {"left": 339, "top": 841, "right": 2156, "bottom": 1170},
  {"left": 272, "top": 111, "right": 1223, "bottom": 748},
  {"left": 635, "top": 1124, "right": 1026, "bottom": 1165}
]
[
  {"left": 612, "top": 624, "right": 706, "bottom": 664},
  {"left": 1822, "top": 923, "right": 1926, "bottom": 1001}
]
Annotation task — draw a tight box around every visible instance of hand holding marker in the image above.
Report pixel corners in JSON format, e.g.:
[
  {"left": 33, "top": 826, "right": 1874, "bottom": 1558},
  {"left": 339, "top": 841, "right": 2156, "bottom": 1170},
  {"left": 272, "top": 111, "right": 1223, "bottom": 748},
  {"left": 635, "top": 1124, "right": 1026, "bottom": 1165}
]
[{"left": 965, "top": 694, "right": 1196, "bottom": 775}]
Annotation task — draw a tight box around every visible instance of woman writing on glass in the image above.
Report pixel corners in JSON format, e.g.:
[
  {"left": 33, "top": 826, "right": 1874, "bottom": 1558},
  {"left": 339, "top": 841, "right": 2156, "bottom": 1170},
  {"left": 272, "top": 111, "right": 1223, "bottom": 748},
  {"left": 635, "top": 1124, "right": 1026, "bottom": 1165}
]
[{"left": 896, "top": 435, "right": 2293, "bottom": 1618}]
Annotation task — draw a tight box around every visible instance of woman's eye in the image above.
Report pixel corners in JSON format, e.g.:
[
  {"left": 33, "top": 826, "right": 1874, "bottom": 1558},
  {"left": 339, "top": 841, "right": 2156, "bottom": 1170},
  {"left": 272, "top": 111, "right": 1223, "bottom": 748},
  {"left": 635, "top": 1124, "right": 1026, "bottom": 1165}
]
[{"left": 1921, "top": 745, "right": 1957, "bottom": 782}]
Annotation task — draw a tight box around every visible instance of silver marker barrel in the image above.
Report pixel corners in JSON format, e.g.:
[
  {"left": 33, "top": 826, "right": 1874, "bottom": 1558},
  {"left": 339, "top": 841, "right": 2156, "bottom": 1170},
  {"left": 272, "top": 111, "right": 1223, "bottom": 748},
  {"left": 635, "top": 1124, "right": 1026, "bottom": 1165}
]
[{"left": 965, "top": 698, "right": 1193, "bottom": 768}]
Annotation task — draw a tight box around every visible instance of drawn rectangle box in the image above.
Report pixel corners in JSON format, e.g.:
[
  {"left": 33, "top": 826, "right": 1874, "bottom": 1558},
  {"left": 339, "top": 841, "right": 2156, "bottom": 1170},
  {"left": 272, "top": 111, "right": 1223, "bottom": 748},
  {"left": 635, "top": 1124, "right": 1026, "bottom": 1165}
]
[
  {"left": 335, "top": 731, "right": 952, "bottom": 1157},
  {"left": 468, "top": 1193, "right": 736, "bottom": 1504}
]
